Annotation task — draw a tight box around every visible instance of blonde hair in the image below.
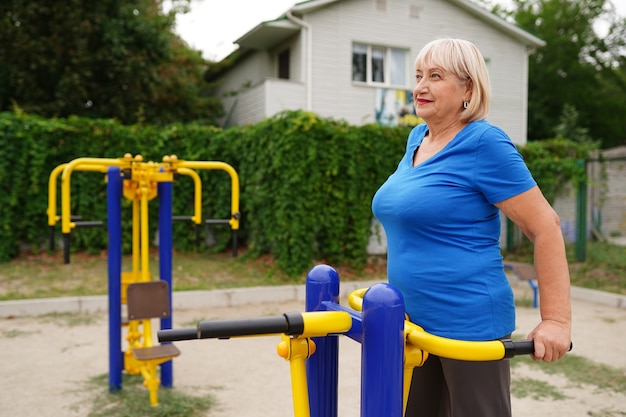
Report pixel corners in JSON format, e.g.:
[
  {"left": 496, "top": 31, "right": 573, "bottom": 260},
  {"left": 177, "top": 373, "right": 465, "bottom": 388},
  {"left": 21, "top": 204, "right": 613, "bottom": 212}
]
[{"left": 415, "top": 38, "right": 491, "bottom": 122}]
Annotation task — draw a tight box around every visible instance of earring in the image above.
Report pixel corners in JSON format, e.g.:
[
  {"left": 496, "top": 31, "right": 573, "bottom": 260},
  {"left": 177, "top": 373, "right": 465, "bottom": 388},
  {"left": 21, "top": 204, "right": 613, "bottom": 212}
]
[{"left": 463, "top": 101, "right": 469, "bottom": 109}]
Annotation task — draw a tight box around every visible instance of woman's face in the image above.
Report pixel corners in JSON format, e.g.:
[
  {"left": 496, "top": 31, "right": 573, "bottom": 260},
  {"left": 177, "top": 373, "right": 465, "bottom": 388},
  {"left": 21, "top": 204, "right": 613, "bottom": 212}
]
[{"left": 413, "top": 60, "right": 470, "bottom": 126}]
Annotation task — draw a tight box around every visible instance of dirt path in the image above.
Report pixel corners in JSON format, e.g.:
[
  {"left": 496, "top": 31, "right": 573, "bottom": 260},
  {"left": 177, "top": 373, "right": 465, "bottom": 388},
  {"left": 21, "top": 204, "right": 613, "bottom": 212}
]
[{"left": 1, "top": 295, "right": 625, "bottom": 417}]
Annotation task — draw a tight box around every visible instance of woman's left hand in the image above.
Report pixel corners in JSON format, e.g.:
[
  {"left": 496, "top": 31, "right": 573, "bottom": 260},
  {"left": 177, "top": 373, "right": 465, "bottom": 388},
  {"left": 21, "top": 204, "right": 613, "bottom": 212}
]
[{"left": 527, "top": 319, "right": 571, "bottom": 362}]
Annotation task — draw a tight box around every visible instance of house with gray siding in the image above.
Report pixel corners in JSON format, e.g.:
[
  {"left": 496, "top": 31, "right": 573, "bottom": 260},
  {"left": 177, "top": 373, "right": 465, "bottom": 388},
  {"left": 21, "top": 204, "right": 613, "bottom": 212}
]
[{"left": 214, "top": 0, "right": 544, "bottom": 145}]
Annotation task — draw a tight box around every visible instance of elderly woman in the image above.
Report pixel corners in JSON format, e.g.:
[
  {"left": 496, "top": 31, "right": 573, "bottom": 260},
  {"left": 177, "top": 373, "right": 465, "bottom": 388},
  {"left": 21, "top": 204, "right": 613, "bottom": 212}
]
[{"left": 372, "top": 38, "right": 571, "bottom": 417}]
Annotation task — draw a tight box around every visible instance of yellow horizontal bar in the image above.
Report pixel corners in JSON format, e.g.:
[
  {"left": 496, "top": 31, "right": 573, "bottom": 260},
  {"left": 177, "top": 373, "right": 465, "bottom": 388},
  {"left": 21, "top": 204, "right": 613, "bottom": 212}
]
[
  {"left": 301, "top": 311, "right": 352, "bottom": 337},
  {"left": 405, "top": 321, "right": 505, "bottom": 361},
  {"left": 348, "top": 287, "right": 505, "bottom": 361}
]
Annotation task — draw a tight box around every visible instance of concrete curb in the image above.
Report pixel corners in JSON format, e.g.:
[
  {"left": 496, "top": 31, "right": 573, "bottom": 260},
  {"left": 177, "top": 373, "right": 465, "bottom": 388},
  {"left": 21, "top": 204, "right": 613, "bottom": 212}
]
[
  {"left": 1, "top": 282, "right": 624, "bottom": 318},
  {"left": 0, "top": 280, "right": 381, "bottom": 318},
  {"left": 570, "top": 285, "right": 626, "bottom": 309}
]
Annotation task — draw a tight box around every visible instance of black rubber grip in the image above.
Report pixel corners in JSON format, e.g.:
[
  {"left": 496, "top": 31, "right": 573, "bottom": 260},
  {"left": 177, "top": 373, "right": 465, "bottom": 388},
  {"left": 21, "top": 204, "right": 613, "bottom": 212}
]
[
  {"left": 502, "top": 339, "right": 573, "bottom": 359},
  {"left": 198, "top": 312, "right": 301, "bottom": 338},
  {"left": 502, "top": 339, "right": 535, "bottom": 358},
  {"left": 158, "top": 312, "right": 305, "bottom": 342},
  {"left": 284, "top": 312, "right": 305, "bottom": 336},
  {"left": 158, "top": 328, "right": 198, "bottom": 342},
  {"left": 73, "top": 221, "right": 103, "bottom": 228},
  {"left": 197, "top": 315, "right": 287, "bottom": 339}
]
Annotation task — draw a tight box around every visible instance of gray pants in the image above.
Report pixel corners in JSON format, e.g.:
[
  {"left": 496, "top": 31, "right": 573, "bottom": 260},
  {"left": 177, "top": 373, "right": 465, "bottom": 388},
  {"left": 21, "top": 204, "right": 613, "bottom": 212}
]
[{"left": 404, "top": 354, "right": 511, "bottom": 417}]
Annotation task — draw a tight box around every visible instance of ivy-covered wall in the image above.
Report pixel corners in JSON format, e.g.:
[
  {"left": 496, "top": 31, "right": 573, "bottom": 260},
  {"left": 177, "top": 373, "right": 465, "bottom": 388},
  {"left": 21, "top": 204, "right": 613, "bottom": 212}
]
[
  {"left": 0, "top": 111, "right": 408, "bottom": 275},
  {"left": 0, "top": 111, "right": 592, "bottom": 275}
]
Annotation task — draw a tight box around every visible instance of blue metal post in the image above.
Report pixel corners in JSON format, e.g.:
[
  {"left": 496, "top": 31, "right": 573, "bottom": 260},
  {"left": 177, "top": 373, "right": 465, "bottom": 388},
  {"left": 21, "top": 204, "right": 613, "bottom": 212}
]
[
  {"left": 158, "top": 180, "right": 174, "bottom": 387},
  {"left": 107, "top": 166, "right": 123, "bottom": 391},
  {"left": 361, "top": 284, "right": 405, "bottom": 417},
  {"left": 305, "top": 264, "right": 341, "bottom": 417}
]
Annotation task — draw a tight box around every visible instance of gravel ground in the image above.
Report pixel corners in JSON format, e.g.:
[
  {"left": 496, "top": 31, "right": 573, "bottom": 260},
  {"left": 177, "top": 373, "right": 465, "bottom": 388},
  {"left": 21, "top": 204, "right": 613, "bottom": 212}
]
[{"left": 1, "top": 290, "right": 625, "bottom": 417}]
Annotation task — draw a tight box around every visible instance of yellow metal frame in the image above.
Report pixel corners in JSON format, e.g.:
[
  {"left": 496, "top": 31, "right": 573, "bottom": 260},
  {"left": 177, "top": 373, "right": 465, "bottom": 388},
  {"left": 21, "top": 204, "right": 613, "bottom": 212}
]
[
  {"left": 47, "top": 153, "right": 241, "bottom": 234},
  {"left": 168, "top": 157, "right": 240, "bottom": 231},
  {"left": 268, "top": 298, "right": 509, "bottom": 417},
  {"left": 60, "top": 157, "right": 127, "bottom": 234},
  {"left": 348, "top": 287, "right": 508, "bottom": 414},
  {"left": 47, "top": 154, "right": 241, "bottom": 406},
  {"left": 177, "top": 167, "right": 203, "bottom": 226},
  {"left": 276, "top": 311, "right": 353, "bottom": 417},
  {"left": 47, "top": 162, "right": 110, "bottom": 228}
]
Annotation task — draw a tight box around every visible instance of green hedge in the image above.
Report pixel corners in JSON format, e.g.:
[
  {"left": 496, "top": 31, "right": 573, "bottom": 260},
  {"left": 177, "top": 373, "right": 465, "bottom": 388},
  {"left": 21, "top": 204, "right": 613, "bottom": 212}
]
[
  {"left": 517, "top": 137, "right": 594, "bottom": 205},
  {"left": 0, "top": 111, "right": 593, "bottom": 275},
  {"left": 0, "top": 111, "right": 407, "bottom": 275}
]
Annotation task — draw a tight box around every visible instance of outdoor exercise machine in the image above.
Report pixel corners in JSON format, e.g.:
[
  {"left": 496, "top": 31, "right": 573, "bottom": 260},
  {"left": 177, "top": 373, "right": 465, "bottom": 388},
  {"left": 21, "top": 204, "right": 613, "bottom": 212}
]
[
  {"left": 159, "top": 264, "right": 546, "bottom": 417},
  {"left": 47, "top": 154, "right": 241, "bottom": 263},
  {"left": 46, "top": 154, "right": 240, "bottom": 406},
  {"left": 47, "top": 161, "right": 108, "bottom": 260}
]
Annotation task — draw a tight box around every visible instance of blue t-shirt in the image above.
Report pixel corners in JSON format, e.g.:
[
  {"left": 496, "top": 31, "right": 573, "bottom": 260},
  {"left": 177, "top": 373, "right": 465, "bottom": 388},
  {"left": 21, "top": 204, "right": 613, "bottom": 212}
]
[{"left": 371, "top": 120, "right": 536, "bottom": 340}]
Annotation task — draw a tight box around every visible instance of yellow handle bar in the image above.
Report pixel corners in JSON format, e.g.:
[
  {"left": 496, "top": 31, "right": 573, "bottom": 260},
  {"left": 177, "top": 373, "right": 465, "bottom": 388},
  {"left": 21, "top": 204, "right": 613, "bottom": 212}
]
[{"left": 349, "top": 287, "right": 524, "bottom": 361}]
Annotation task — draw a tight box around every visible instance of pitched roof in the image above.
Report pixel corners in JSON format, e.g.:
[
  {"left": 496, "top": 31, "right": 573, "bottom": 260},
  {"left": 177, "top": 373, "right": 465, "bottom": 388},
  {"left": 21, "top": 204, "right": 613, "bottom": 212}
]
[
  {"left": 235, "top": 18, "right": 301, "bottom": 50},
  {"left": 233, "top": 0, "right": 544, "bottom": 56}
]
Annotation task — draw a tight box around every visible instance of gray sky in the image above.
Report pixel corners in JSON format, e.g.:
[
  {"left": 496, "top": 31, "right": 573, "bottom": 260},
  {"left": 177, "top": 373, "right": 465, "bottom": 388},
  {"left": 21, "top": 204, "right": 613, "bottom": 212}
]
[
  {"left": 168, "top": 0, "right": 625, "bottom": 61},
  {"left": 167, "top": 0, "right": 295, "bottom": 61}
]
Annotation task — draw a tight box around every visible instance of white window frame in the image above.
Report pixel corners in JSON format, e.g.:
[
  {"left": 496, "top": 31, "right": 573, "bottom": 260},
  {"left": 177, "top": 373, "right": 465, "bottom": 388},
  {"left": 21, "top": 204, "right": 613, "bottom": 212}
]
[{"left": 352, "top": 43, "right": 408, "bottom": 88}]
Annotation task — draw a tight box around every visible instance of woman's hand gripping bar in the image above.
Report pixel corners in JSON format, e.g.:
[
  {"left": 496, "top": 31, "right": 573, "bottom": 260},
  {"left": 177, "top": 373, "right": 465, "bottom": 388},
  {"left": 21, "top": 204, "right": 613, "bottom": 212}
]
[{"left": 348, "top": 287, "right": 570, "bottom": 361}]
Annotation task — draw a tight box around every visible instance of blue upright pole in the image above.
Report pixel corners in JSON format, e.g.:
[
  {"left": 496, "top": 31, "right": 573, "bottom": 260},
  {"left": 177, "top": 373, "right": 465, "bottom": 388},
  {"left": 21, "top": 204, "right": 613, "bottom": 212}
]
[
  {"left": 107, "top": 166, "right": 123, "bottom": 391},
  {"left": 361, "top": 284, "right": 405, "bottom": 417},
  {"left": 158, "top": 180, "right": 174, "bottom": 388},
  {"left": 305, "top": 264, "right": 341, "bottom": 417}
]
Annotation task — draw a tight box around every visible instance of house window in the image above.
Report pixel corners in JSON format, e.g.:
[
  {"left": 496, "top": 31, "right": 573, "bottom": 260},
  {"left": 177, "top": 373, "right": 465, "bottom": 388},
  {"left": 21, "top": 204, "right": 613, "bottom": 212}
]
[
  {"left": 278, "top": 49, "right": 290, "bottom": 79},
  {"left": 352, "top": 43, "right": 407, "bottom": 87},
  {"left": 390, "top": 48, "right": 406, "bottom": 85},
  {"left": 371, "top": 47, "right": 385, "bottom": 82},
  {"left": 352, "top": 44, "right": 367, "bottom": 82}
]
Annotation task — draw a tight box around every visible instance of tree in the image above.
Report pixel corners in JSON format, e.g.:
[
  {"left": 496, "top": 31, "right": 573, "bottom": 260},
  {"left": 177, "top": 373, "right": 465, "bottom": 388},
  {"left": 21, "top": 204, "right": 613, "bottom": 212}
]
[
  {"left": 554, "top": 103, "right": 595, "bottom": 145},
  {"left": 0, "top": 0, "right": 222, "bottom": 125},
  {"left": 508, "top": 0, "right": 626, "bottom": 147}
]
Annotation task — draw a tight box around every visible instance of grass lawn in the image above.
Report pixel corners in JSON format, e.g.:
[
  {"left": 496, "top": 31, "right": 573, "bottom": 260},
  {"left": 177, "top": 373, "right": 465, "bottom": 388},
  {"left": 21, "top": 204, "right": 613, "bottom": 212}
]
[
  {"left": 0, "top": 248, "right": 387, "bottom": 301},
  {"left": 0, "top": 240, "right": 623, "bottom": 301}
]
